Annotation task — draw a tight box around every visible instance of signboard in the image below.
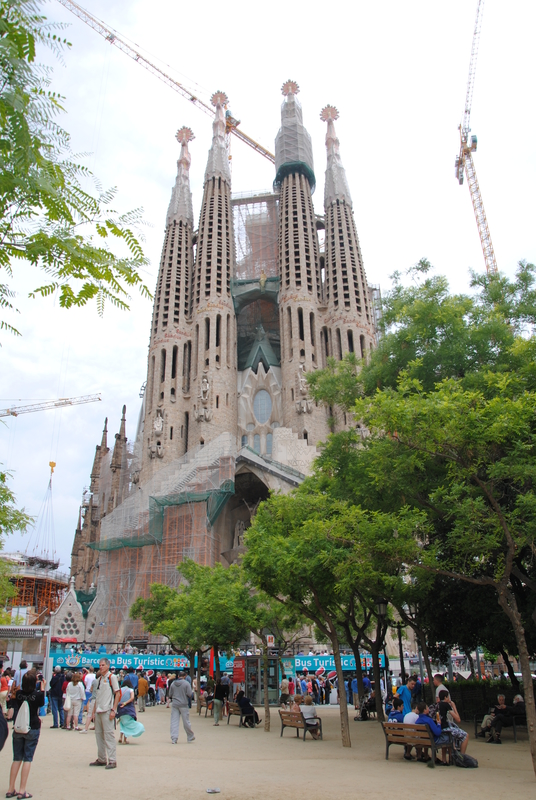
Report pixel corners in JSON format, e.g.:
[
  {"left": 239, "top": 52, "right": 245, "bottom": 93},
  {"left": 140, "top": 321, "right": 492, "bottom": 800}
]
[
  {"left": 51, "top": 651, "right": 382, "bottom": 674},
  {"left": 266, "top": 635, "right": 275, "bottom": 647},
  {"left": 284, "top": 654, "right": 385, "bottom": 674},
  {"left": 233, "top": 658, "right": 246, "bottom": 684}
]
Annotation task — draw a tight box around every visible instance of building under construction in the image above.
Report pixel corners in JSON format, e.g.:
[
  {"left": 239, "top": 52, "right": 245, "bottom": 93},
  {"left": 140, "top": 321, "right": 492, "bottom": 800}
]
[
  {"left": 1, "top": 552, "right": 68, "bottom": 623},
  {"left": 55, "top": 83, "right": 379, "bottom": 646}
]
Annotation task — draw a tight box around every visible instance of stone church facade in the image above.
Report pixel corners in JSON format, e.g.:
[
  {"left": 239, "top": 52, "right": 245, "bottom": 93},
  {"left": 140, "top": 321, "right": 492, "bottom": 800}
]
[{"left": 63, "top": 82, "right": 377, "bottom": 645}]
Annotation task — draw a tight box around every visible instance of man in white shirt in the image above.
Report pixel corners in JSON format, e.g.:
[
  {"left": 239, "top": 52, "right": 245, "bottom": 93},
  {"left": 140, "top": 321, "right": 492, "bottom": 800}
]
[{"left": 90, "top": 659, "right": 120, "bottom": 769}]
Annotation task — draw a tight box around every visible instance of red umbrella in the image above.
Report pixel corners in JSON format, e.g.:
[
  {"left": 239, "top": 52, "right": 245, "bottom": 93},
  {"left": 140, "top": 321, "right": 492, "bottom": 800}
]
[
  {"left": 315, "top": 667, "right": 325, "bottom": 677},
  {"left": 327, "top": 670, "right": 337, "bottom": 680}
]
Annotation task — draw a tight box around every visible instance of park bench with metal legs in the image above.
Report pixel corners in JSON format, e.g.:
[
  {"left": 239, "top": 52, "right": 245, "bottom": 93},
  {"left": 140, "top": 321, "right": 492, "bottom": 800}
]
[
  {"left": 382, "top": 722, "right": 453, "bottom": 766},
  {"left": 279, "top": 710, "right": 323, "bottom": 741},
  {"left": 227, "top": 701, "right": 254, "bottom": 727},
  {"left": 473, "top": 713, "right": 527, "bottom": 742}
]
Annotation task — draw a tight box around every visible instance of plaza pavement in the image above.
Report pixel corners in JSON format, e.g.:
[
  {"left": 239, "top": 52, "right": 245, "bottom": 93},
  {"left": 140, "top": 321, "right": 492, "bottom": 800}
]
[{"left": 0, "top": 705, "right": 533, "bottom": 799}]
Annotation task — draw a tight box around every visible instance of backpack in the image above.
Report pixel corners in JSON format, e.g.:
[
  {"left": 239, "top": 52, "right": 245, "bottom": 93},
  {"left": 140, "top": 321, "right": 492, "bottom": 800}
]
[
  {"left": 452, "top": 750, "right": 478, "bottom": 769},
  {"left": 14, "top": 700, "right": 30, "bottom": 734}
]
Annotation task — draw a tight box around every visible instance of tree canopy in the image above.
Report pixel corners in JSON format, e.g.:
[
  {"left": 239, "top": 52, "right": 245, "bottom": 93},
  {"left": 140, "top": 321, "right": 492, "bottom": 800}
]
[{"left": 0, "top": 0, "right": 151, "bottom": 336}]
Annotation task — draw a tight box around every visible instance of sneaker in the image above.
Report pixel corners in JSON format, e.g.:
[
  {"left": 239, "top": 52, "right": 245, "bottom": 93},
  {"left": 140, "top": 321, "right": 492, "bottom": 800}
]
[
  {"left": 403, "top": 754, "right": 415, "bottom": 761},
  {"left": 105, "top": 762, "right": 117, "bottom": 770},
  {"left": 79, "top": 730, "right": 88, "bottom": 734},
  {"left": 89, "top": 760, "right": 107, "bottom": 767},
  {"left": 495, "top": 737, "right": 502, "bottom": 744},
  {"left": 187, "top": 737, "right": 195, "bottom": 743},
  {"left": 171, "top": 740, "right": 177, "bottom": 744}
]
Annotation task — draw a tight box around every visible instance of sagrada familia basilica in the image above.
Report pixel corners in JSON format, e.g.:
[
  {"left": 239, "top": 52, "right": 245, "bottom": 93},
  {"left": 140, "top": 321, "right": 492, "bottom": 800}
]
[{"left": 52, "top": 81, "right": 378, "bottom": 645}]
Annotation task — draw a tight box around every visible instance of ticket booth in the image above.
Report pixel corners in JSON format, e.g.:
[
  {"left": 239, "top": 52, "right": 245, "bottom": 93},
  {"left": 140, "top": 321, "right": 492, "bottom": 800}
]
[{"left": 233, "top": 655, "right": 279, "bottom": 705}]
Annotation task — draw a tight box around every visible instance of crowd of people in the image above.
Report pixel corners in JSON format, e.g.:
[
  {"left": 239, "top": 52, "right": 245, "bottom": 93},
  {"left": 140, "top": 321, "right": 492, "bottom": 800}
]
[{"left": 0, "top": 655, "right": 530, "bottom": 794}]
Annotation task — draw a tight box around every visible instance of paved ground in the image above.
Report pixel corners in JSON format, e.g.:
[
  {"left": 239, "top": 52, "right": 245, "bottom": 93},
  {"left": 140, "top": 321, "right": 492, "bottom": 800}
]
[{"left": 0, "top": 705, "right": 533, "bottom": 799}]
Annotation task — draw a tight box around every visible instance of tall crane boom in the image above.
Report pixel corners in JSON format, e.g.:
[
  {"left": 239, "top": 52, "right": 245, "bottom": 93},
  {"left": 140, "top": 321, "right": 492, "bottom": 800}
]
[
  {"left": 55, "top": 0, "right": 275, "bottom": 164},
  {"left": 454, "top": 0, "right": 497, "bottom": 274},
  {"left": 0, "top": 394, "right": 101, "bottom": 418}
]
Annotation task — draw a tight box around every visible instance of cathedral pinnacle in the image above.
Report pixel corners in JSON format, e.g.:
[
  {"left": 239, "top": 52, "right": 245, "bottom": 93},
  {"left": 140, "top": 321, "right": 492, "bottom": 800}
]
[
  {"left": 275, "top": 79, "right": 315, "bottom": 191},
  {"left": 204, "top": 91, "right": 231, "bottom": 184},
  {"left": 281, "top": 80, "right": 299, "bottom": 97},
  {"left": 321, "top": 105, "right": 352, "bottom": 208},
  {"left": 167, "top": 126, "right": 195, "bottom": 226}
]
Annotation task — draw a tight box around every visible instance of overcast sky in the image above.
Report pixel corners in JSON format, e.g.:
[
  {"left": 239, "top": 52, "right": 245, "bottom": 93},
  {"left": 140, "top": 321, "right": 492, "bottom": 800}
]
[{"left": 1, "top": 0, "right": 535, "bottom": 570}]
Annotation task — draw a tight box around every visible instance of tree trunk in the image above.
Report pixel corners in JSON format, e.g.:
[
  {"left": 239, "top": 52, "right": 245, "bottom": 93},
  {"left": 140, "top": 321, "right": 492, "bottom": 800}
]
[
  {"left": 465, "top": 650, "right": 476, "bottom": 679},
  {"left": 196, "top": 649, "right": 202, "bottom": 713},
  {"left": 262, "top": 642, "right": 271, "bottom": 732},
  {"left": 343, "top": 623, "right": 364, "bottom": 699},
  {"left": 499, "top": 648, "right": 520, "bottom": 688},
  {"left": 371, "top": 640, "right": 385, "bottom": 722},
  {"left": 416, "top": 629, "right": 435, "bottom": 702},
  {"left": 331, "top": 632, "right": 351, "bottom": 747},
  {"left": 397, "top": 624, "right": 407, "bottom": 684},
  {"left": 497, "top": 589, "right": 536, "bottom": 779}
]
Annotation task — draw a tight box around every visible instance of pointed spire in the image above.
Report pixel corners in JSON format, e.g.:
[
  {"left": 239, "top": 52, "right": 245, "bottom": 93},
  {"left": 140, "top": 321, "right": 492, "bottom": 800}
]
[
  {"left": 111, "top": 406, "right": 127, "bottom": 473},
  {"left": 275, "top": 80, "right": 315, "bottom": 191},
  {"left": 321, "top": 105, "right": 352, "bottom": 207},
  {"left": 100, "top": 417, "right": 108, "bottom": 450},
  {"left": 204, "top": 91, "right": 231, "bottom": 183},
  {"left": 118, "top": 405, "right": 126, "bottom": 441},
  {"left": 167, "top": 127, "right": 195, "bottom": 226}
]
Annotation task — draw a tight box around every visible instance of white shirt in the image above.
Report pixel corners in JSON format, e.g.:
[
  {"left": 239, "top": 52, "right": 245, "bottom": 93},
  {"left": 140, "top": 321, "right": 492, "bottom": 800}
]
[
  {"left": 404, "top": 711, "right": 419, "bottom": 724},
  {"left": 84, "top": 673, "right": 96, "bottom": 691}
]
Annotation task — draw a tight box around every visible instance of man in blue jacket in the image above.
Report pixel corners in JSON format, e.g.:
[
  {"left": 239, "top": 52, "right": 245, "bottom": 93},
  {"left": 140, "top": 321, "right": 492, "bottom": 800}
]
[{"left": 415, "top": 701, "right": 451, "bottom": 764}]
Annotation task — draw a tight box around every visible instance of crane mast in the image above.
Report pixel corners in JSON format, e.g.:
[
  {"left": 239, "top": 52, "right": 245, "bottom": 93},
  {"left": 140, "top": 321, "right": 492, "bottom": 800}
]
[
  {"left": 454, "top": 0, "right": 497, "bottom": 274},
  {"left": 55, "top": 0, "right": 275, "bottom": 164},
  {"left": 0, "top": 394, "right": 101, "bottom": 418}
]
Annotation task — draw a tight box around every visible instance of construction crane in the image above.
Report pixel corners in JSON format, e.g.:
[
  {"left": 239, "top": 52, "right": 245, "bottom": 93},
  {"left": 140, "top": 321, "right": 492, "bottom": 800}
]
[
  {"left": 0, "top": 394, "right": 101, "bottom": 418},
  {"left": 56, "top": 0, "right": 275, "bottom": 164},
  {"left": 454, "top": 0, "right": 497, "bottom": 274}
]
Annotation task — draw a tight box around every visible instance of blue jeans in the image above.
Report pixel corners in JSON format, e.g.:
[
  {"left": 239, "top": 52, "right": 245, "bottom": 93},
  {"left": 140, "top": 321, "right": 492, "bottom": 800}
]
[{"left": 50, "top": 696, "right": 64, "bottom": 727}]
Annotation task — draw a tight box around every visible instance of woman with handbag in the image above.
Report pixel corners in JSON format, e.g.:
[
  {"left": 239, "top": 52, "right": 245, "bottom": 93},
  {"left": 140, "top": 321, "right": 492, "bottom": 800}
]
[
  {"left": 6, "top": 670, "right": 45, "bottom": 799},
  {"left": 64, "top": 673, "right": 85, "bottom": 731}
]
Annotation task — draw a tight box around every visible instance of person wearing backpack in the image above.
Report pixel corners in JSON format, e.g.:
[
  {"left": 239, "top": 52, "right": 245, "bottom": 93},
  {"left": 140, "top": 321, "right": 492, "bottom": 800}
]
[{"left": 6, "top": 670, "right": 45, "bottom": 799}]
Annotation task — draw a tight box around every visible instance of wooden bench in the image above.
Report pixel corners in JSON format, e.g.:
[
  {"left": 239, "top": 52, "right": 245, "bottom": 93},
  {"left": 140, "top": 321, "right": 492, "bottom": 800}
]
[
  {"left": 382, "top": 722, "right": 453, "bottom": 765},
  {"left": 279, "top": 710, "right": 323, "bottom": 741},
  {"left": 198, "top": 695, "right": 214, "bottom": 717},
  {"left": 227, "top": 701, "right": 254, "bottom": 727},
  {"left": 474, "top": 713, "right": 527, "bottom": 742}
]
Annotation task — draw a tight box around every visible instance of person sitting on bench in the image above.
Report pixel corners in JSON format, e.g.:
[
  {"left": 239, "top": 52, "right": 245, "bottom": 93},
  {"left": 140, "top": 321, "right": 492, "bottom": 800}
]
[
  {"left": 236, "top": 690, "right": 261, "bottom": 727},
  {"left": 488, "top": 695, "right": 526, "bottom": 744},
  {"left": 299, "top": 695, "right": 321, "bottom": 740}
]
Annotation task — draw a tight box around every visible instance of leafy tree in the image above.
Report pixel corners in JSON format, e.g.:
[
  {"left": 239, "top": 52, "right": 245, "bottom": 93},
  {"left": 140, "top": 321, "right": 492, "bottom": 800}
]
[
  {"left": 306, "top": 263, "right": 536, "bottom": 775},
  {"left": 0, "top": 467, "right": 30, "bottom": 612},
  {"left": 242, "top": 490, "right": 423, "bottom": 743},
  {"left": 0, "top": 0, "right": 151, "bottom": 336}
]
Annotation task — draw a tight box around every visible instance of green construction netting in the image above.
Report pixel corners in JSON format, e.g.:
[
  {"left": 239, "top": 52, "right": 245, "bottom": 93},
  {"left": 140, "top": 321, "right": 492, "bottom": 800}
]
[
  {"left": 75, "top": 588, "right": 96, "bottom": 618},
  {"left": 87, "top": 481, "right": 235, "bottom": 552}
]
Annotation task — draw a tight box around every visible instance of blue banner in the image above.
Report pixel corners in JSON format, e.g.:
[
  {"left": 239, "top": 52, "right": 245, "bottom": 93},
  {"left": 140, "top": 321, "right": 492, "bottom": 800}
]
[
  {"left": 51, "top": 652, "right": 235, "bottom": 672},
  {"left": 287, "top": 654, "right": 384, "bottom": 673},
  {"left": 51, "top": 651, "right": 383, "bottom": 674}
]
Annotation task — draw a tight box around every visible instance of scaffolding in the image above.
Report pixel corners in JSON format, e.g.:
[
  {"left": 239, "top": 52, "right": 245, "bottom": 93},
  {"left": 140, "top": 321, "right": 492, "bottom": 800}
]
[
  {"left": 1, "top": 553, "right": 69, "bottom": 619},
  {"left": 87, "top": 434, "right": 236, "bottom": 643},
  {"left": 232, "top": 192, "right": 279, "bottom": 281}
]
